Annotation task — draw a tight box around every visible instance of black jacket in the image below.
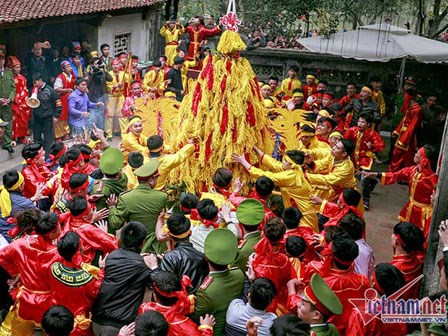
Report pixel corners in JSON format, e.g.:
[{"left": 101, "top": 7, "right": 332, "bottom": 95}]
[
  {"left": 160, "top": 241, "right": 208, "bottom": 294},
  {"left": 166, "top": 68, "right": 183, "bottom": 102},
  {"left": 346, "top": 98, "right": 381, "bottom": 126},
  {"left": 33, "top": 84, "right": 62, "bottom": 120},
  {"left": 91, "top": 247, "right": 156, "bottom": 328}
]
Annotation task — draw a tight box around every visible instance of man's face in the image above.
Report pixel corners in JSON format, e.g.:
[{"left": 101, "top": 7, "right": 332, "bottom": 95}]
[
  {"left": 331, "top": 140, "right": 346, "bottom": 160},
  {"left": 33, "top": 48, "right": 42, "bottom": 57},
  {"left": 293, "top": 96, "right": 303, "bottom": 104},
  {"left": 306, "top": 78, "right": 315, "bottom": 85},
  {"left": 72, "top": 57, "right": 81, "bottom": 66},
  {"left": 131, "top": 84, "right": 142, "bottom": 97},
  {"left": 371, "top": 81, "right": 381, "bottom": 90},
  {"left": 74, "top": 46, "right": 81, "bottom": 55},
  {"left": 288, "top": 69, "right": 297, "bottom": 79},
  {"left": 357, "top": 117, "right": 369, "bottom": 131},
  {"left": 317, "top": 121, "right": 331, "bottom": 135},
  {"left": 205, "top": 17, "right": 214, "bottom": 25},
  {"left": 346, "top": 84, "right": 356, "bottom": 96},
  {"left": 53, "top": 49, "right": 59, "bottom": 59},
  {"left": 359, "top": 89, "right": 370, "bottom": 100},
  {"left": 63, "top": 64, "right": 72, "bottom": 75},
  {"left": 329, "top": 134, "right": 342, "bottom": 148},
  {"left": 297, "top": 299, "right": 317, "bottom": 323},
  {"left": 101, "top": 47, "right": 110, "bottom": 57},
  {"left": 317, "top": 82, "right": 327, "bottom": 91},
  {"left": 427, "top": 96, "right": 437, "bottom": 107},
  {"left": 153, "top": 66, "right": 161, "bottom": 74},
  {"left": 12, "top": 65, "right": 21, "bottom": 75},
  {"left": 132, "top": 60, "right": 138, "bottom": 69},
  {"left": 35, "top": 149, "right": 46, "bottom": 165},
  {"left": 269, "top": 80, "right": 278, "bottom": 91},
  {"left": 282, "top": 159, "right": 293, "bottom": 170},
  {"left": 261, "top": 87, "right": 271, "bottom": 98},
  {"left": 77, "top": 81, "right": 88, "bottom": 93},
  {"left": 33, "top": 79, "right": 44, "bottom": 89},
  {"left": 321, "top": 97, "right": 331, "bottom": 107},
  {"left": 414, "top": 149, "right": 422, "bottom": 165},
  {"left": 301, "top": 135, "right": 312, "bottom": 147},
  {"left": 112, "top": 62, "right": 121, "bottom": 72}
]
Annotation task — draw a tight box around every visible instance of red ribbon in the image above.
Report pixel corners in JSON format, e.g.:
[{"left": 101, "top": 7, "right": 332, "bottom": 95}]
[
  {"left": 246, "top": 101, "right": 255, "bottom": 126},
  {"left": 201, "top": 218, "right": 219, "bottom": 228},
  {"left": 220, "top": 103, "right": 229, "bottom": 135}
]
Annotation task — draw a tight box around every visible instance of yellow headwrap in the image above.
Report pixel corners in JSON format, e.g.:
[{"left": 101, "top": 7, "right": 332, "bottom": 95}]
[
  {"left": 162, "top": 224, "right": 192, "bottom": 239},
  {"left": 330, "top": 130, "right": 343, "bottom": 139},
  {"left": 0, "top": 172, "right": 25, "bottom": 217},
  {"left": 127, "top": 116, "right": 142, "bottom": 130},
  {"left": 361, "top": 86, "right": 372, "bottom": 95},
  {"left": 301, "top": 131, "right": 315, "bottom": 137},
  {"left": 88, "top": 139, "right": 101, "bottom": 150},
  {"left": 306, "top": 75, "right": 316, "bottom": 80},
  {"left": 318, "top": 110, "right": 331, "bottom": 118},
  {"left": 292, "top": 91, "right": 304, "bottom": 98},
  {"left": 284, "top": 153, "right": 310, "bottom": 187},
  {"left": 261, "top": 84, "right": 271, "bottom": 91}
]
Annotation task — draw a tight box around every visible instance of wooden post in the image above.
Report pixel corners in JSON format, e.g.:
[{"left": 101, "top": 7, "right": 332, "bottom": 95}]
[{"left": 421, "top": 116, "right": 448, "bottom": 296}]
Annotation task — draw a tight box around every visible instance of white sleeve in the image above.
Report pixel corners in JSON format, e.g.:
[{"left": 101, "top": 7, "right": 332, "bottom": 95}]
[{"left": 53, "top": 77, "right": 63, "bottom": 89}]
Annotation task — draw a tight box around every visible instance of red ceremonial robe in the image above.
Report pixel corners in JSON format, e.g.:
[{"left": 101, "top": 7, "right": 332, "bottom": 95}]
[
  {"left": 57, "top": 72, "right": 76, "bottom": 121},
  {"left": 185, "top": 25, "right": 221, "bottom": 58},
  {"left": 344, "top": 126, "right": 385, "bottom": 170},
  {"left": 389, "top": 254, "right": 422, "bottom": 300},
  {"left": 12, "top": 74, "right": 31, "bottom": 138}
]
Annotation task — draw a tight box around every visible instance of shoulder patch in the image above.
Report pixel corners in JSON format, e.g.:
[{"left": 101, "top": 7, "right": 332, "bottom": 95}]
[
  {"left": 200, "top": 276, "right": 214, "bottom": 290},
  {"left": 51, "top": 262, "right": 94, "bottom": 287}
]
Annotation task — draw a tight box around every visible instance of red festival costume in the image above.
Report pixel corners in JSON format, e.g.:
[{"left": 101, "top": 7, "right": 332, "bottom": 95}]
[
  {"left": 344, "top": 126, "right": 385, "bottom": 170},
  {"left": 185, "top": 25, "right": 221, "bottom": 58},
  {"left": 12, "top": 73, "right": 31, "bottom": 139},
  {"left": 389, "top": 254, "right": 422, "bottom": 300},
  {"left": 55, "top": 72, "right": 76, "bottom": 138}
]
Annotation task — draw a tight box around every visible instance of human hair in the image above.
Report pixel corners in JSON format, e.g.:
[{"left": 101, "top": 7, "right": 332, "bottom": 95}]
[
  {"left": 75, "top": 77, "right": 87, "bottom": 86},
  {"left": 180, "top": 193, "right": 199, "bottom": 213},
  {"left": 59, "top": 147, "right": 81, "bottom": 168},
  {"left": 255, "top": 176, "right": 274, "bottom": 197},
  {"left": 41, "top": 305, "right": 74, "bottom": 336},
  {"left": 100, "top": 43, "right": 110, "bottom": 51},
  {"left": 35, "top": 212, "right": 59, "bottom": 236},
  {"left": 67, "top": 196, "right": 88, "bottom": 217},
  {"left": 21, "top": 143, "right": 42, "bottom": 160},
  {"left": 269, "top": 75, "right": 279, "bottom": 83},
  {"left": 249, "top": 277, "right": 277, "bottom": 311},
  {"left": 58, "top": 231, "right": 80, "bottom": 262},
  {"left": 319, "top": 80, "right": 329, "bottom": 86},
  {"left": 90, "top": 168, "right": 103, "bottom": 180},
  {"left": 324, "top": 226, "right": 347, "bottom": 244},
  {"left": 69, "top": 173, "right": 89, "bottom": 190},
  {"left": 147, "top": 135, "right": 164, "bottom": 151},
  {"left": 285, "top": 236, "right": 307, "bottom": 258},
  {"left": 285, "top": 150, "right": 305, "bottom": 165},
  {"left": 151, "top": 270, "right": 181, "bottom": 306},
  {"left": 159, "top": 55, "right": 168, "bottom": 61},
  {"left": 266, "top": 194, "right": 284, "bottom": 217},
  {"left": 3, "top": 170, "right": 20, "bottom": 189},
  {"left": 264, "top": 217, "right": 286, "bottom": 243},
  {"left": 270, "top": 315, "right": 310, "bottom": 336},
  {"left": 73, "top": 144, "right": 92, "bottom": 157},
  {"left": 212, "top": 168, "right": 233, "bottom": 188},
  {"left": 49, "top": 142, "right": 65, "bottom": 157},
  {"left": 423, "top": 144, "right": 438, "bottom": 172},
  {"left": 167, "top": 213, "right": 191, "bottom": 240},
  {"left": 282, "top": 207, "right": 303, "bottom": 229},
  {"left": 301, "top": 124, "right": 315, "bottom": 133},
  {"left": 332, "top": 235, "right": 359, "bottom": 269},
  {"left": 289, "top": 65, "right": 299, "bottom": 72},
  {"left": 339, "top": 213, "right": 365, "bottom": 241},
  {"left": 369, "top": 75, "right": 381, "bottom": 83},
  {"left": 342, "top": 189, "right": 361, "bottom": 207},
  {"left": 358, "top": 112, "right": 373, "bottom": 125},
  {"left": 340, "top": 139, "right": 355, "bottom": 156},
  {"left": 393, "top": 222, "right": 424, "bottom": 253},
  {"left": 346, "top": 82, "right": 357, "bottom": 88},
  {"left": 32, "top": 72, "right": 43, "bottom": 82},
  {"left": 197, "top": 199, "right": 218, "bottom": 220},
  {"left": 15, "top": 208, "right": 41, "bottom": 237},
  {"left": 128, "top": 152, "right": 144, "bottom": 169},
  {"left": 135, "top": 311, "right": 169, "bottom": 336},
  {"left": 374, "top": 263, "right": 405, "bottom": 296},
  {"left": 122, "top": 221, "right": 148, "bottom": 249}
]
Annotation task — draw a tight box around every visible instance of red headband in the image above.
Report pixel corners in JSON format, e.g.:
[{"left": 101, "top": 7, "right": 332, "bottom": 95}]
[
  {"left": 395, "top": 233, "right": 407, "bottom": 248},
  {"left": 70, "top": 178, "right": 89, "bottom": 193},
  {"left": 322, "top": 94, "right": 333, "bottom": 100},
  {"left": 69, "top": 154, "right": 83, "bottom": 167},
  {"left": 49, "top": 145, "right": 67, "bottom": 162},
  {"left": 81, "top": 152, "right": 91, "bottom": 160},
  {"left": 323, "top": 120, "right": 333, "bottom": 130},
  {"left": 201, "top": 218, "right": 219, "bottom": 229}
]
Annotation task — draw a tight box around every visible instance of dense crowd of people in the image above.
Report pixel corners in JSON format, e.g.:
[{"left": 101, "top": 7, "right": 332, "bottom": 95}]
[{"left": 0, "top": 10, "right": 446, "bottom": 336}]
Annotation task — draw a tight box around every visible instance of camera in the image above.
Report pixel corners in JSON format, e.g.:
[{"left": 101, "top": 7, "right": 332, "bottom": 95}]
[{"left": 96, "top": 59, "right": 106, "bottom": 69}]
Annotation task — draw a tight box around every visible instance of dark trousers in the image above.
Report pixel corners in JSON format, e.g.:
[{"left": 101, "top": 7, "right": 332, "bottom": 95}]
[
  {"left": 92, "top": 321, "right": 120, "bottom": 336},
  {"left": 33, "top": 117, "right": 54, "bottom": 158},
  {"left": 361, "top": 176, "right": 378, "bottom": 201},
  {"left": 165, "top": 0, "right": 179, "bottom": 20},
  {"left": 0, "top": 106, "right": 12, "bottom": 147}
]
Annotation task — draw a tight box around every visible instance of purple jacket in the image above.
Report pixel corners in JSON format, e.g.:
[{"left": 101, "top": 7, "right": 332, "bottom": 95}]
[{"left": 68, "top": 88, "right": 96, "bottom": 127}]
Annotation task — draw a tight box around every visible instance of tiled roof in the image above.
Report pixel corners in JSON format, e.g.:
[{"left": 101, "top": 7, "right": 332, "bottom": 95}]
[{"left": 0, "top": 0, "right": 163, "bottom": 24}]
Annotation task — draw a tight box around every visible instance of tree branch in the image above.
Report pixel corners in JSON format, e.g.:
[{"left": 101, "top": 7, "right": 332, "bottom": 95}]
[{"left": 430, "top": 21, "right": 448, "bottom": 38}]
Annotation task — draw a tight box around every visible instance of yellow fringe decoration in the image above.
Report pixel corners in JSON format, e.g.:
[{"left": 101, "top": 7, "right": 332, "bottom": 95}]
[{"left": 217, "top": 30, "right": 247, "bottom": 55}]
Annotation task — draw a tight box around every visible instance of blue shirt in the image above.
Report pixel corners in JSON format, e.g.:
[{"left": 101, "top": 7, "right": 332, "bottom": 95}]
[{"left": 68, "top": 88, "right": 96, "bottom": 127}]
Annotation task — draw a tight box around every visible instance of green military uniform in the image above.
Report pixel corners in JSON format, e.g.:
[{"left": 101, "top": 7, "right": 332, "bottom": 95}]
[
  {"left": 192, "top": 229, "right": 245, "bottom": 336},
  {"left": 108, "top": 159, "right": 167, "bottom": 253},
  {"left": 310, "top": 323, "right": 340, "bottom": 336},
  {"left": 0, "top": 50, "right": 16, "bottom": 149},
  {"left": 231, "top": 199, "right": 265, "bottom": 271}
]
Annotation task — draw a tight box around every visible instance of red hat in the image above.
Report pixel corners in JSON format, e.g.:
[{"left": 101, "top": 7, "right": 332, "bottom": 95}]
[
  {"left": 7, "top": 56, "right": 20, "bottom": 68},
  {"left": 322, "top": 93, "right": 334, "bottom": 100},
  {"left": 118, "top": 53, "right": 127, "bottom": 60},
  {"left": 111, "top": 59, "right": 121, "bottom": 65}
]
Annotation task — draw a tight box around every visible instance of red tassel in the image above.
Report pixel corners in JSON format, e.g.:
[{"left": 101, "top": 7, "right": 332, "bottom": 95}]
[
  {"left": 205, "top": 134, "right": 212, "bottom": 160},
  {"left": 232, "top": 119, "right": 238, "bottom": 142},
  {"left": 207, "top": 67, "right": 214, "bottom": 91},
  {"left": 192, "top": 84, "right": 202, "bottom": 117},
  {"left": 246, "top": 101, "right": 256, "bottom": 126},
  {"left": 220, "top": 103, "right": 229, "bottom": 135},
  {"left": 226, "top": 60, "right": 232, "bottom": 73},
  {"left": 220, "top": 75, "right": 227, "bottom": 95},
  {"left": 254, "top": 78, "right": 262, "bottom": 100}
]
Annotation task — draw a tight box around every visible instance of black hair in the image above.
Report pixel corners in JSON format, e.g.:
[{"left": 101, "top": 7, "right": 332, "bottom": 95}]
[
  {"left": 369, "top": 75, "right": 381, "bottom": 83},
  {"left": 15, "top": 208, "right": 41, "bottom": 237},
  {"left": 41, "top": 305, "right": 74, "bottom": 336},
  {"left": 285, "top": 150, "right": 305, "bottom": 165},
  {"left": 57, "top": 231, "right": 80, "bottom": 262},
  {"left": 100, "top": 43, "right": 110, "bottom": 51},
  {"left": 3, "top": 170, "right": 20, "bottom": 189},
  {"left": 197, "top": 199, "right": 218, "bottom": 220},
  {"left": 346, "top": 82, "right": 357, "bottom": 88},
  {"left": 269, "top": 76, "right": 279, "bottom": 82},
  {"left": 393, "top": 222, "right": 424, "bottom": 253},
  {"left": 75, "top": 77, "right": 86, "bottom": 86},
  {"left": 301, "top": 124, "right": 315, "bottom": 133},
  {"left": 180, "top": 193, "right": 199, "bottom": 213},
  {"left": 59, "top": 147, "right": 81, "bottom": 167},
  {"left": 319, "top": 80, "right": 328, "bottom": 86},
  {"left": 132, "top": 55, "right": 139, "bottom": 60},
  {"left": 67, "top": 196, "right": 88, "bottom": 217},
  {"left": 264, "top": 217, "right": 286, "bottom": 243},
  {"left": 49, "top": 142, "right": 65, "bottom": 157},
  {"left": 374, "top": 263, "right": 405, "bottom": 296},
  {"left": 73, "top": 144, "right": 92, "bottom": 156},
  {"left": 90, "top": 130, "right": 107, "bottom": 142},
  {"left": 135, "top": 311, "right": 169, "bottom": 336},
  {"left": 324, "top": 226, "right": 347, "bottom": 244},
  {"left": 152, "top": 60, "right": 162, "bottom": 67},
  {"left": 22, "top": 143, "right": 42, "bottom": 160},
  {"left": 151, "top": 270, "right": 181, "bottom": 306},
  {"left": 32, "top": 73, "right": 43, "bottom": 82},
  {"left": 159, "top": 55, "right": 168, "bottom": 61},
  {"left": 342, "top": 189, "right": 361, "bottom": 207},
  {"left": 255, "top": 176, "right": 274, "bottom": 197},
  {"left": 339, "top": 213, "right": 365, "bottom": 241},
  {"left": 270, "top": 315, "right": 310, "bottom": 336},
  {"left": 69, "top": 173, "right": 89, "bottom": 191},
  {"left": 167, "top": 213, "right": 191, "bottom": 240},
  {"left": 122, "top": 221, "right": 148, "bottom": 249},
  {"left": 250, "top": 277, "right": 277, "bottom": 311},
  {"left": 340, "top": 139, "right": 355, "bottom": 156},
  {"left": 332, "top": 235, "right": 359, "bottom": 269},
  {"left": 285, "top": 236, "right": 307, "bottom": 258},
  {"left": 90, "top": 168, "right": 104, "bottom": 180},
  {"left": 266, "top": 194, "right": 284, "bottom": 218},
  {"left": 128, "top": 152, "right": 145, "bottom": 169},
  {"left": 147, "top": 135, "right": 164, "bottom": 151},
  {"left": 282, "top": 207, "right": 303, "bottom": 229},
  {"left": 289, "top": 65, "right": 299, "bottom": 72},
  {"left": 423, "top": 144, "right": 438, "bottom": 172},
  {"left": 358, "top": 112, "right": 373, "bottom": 125},
  {"left": 36, "top": 212, "right": 59, "bottom": 236},
  {"left": 212, "top": 168, "right": 233, "bottom": 188}
]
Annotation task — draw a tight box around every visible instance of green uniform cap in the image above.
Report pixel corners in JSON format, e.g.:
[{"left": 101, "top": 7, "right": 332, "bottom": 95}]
[
  {"left": 302, "top": 273, "right": 343, "bottom": 316},
  {"left": 99, "top": 148, "right": 124, "bottom": 175},
  {"left": 204, "top": 228, "right": 238, "bottom": 265},
  {"left": 236, "top": 199, "right": 265, "bottom": 226},
  {"left": 134, "top": 158, "right": 159, "bottom": 178}
]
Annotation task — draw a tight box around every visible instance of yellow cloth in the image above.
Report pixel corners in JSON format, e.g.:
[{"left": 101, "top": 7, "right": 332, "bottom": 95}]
[
  {"left": 121, "top": 132, "right": 149, "bottom": 161},
  {"left": 107, "top": 70, "right": 125, "bottom": 97},
  {"left": 297, "top": 137, "right": 331, "bottom": 160},
  {"left": 372, "top": 89, "right": 386, "bottom": 117},
  {"left": 280, "top": 78, "right": 302, "bottom": 97},
  {"left": 144, "top": 144, "right": 195, "bottom": 190},
  {"left": 306, "top": 157, "right": 357, "bottom": 201},
  {"left": 181, "top": 59, "right": 198, "bottom": 94},
  {"left": 160, "top": 25, "right": 185, "bottom": 67},
  {"left": 123, "top": 164, "right": 139, "bottom": 190},
  {"left": 249, "top": 155, "right": 318, "bottom": 232},
  {"left": 0, "top": 172, "right": 24, "bottom": 217},
  {"left": 142, "top": 69, "right": 165, "bottom": 94},
  {"left": 200, "top": 191, "right": 235, "bottom": 211}
]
